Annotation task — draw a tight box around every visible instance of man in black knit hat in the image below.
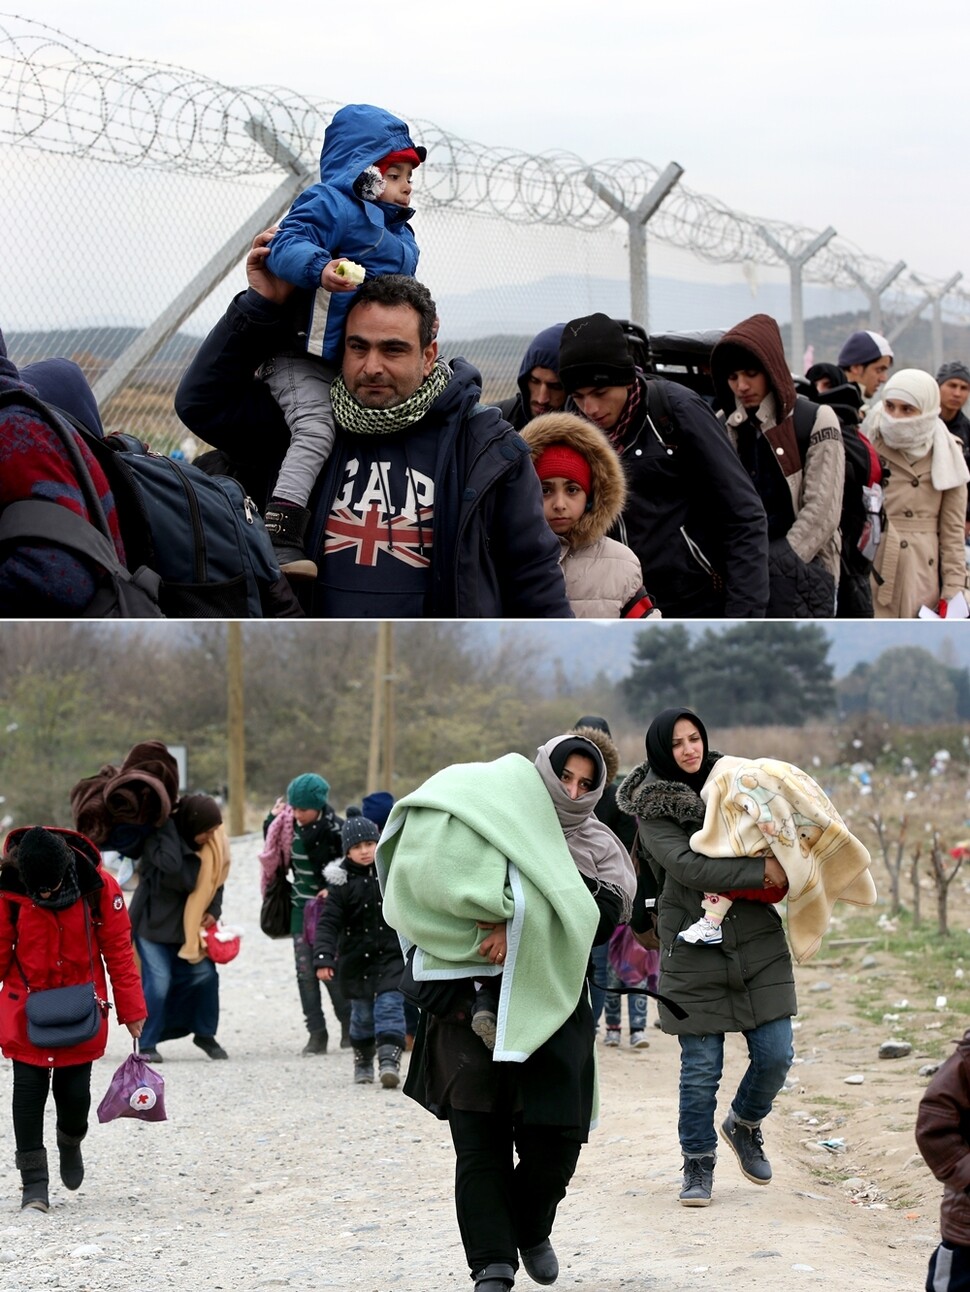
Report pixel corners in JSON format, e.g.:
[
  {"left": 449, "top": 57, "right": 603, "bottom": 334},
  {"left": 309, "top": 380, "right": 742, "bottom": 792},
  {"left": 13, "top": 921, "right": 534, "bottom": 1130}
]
[{"left": 559, "top": 313, "right": 769, "bottom": 617}]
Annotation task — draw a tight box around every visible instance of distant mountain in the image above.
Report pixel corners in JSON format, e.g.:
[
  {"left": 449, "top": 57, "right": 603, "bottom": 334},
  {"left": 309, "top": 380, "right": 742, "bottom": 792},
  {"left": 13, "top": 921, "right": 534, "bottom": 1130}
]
[{"left": 436, "top": 275, "right": 865, "bottom": 340}]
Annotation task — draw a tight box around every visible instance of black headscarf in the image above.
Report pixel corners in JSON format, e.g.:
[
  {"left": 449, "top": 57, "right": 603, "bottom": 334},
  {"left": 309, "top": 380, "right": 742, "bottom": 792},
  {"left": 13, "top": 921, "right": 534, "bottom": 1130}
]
[
  {"left": 644, "top": 707, "right": 710, "bottom": 794},
  {"left": 547, "top": 735, "right": 606, "bottom": 785}
]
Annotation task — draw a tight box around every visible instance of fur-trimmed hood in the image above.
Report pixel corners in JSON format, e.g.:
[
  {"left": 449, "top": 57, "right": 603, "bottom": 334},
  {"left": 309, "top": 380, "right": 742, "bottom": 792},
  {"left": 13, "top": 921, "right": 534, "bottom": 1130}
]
[
  {"left": 616, "top": 751, "right": 723, "bottom": 826},
  {"left": 570, "top": 724, "right": 620, "bottom": 783},
  {"left": 519, "top": 411, "right": 626, "bottom": 548}
]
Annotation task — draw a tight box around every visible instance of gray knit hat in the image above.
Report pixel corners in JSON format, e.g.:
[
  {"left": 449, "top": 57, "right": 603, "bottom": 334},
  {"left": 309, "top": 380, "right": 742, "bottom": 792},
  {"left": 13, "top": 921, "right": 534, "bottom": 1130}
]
[
  {"left": 937, "top": 360, "right": 970, "bottom": 386},
  {"left": 341, "top": 808, "right": 381, "bottom": 853}
]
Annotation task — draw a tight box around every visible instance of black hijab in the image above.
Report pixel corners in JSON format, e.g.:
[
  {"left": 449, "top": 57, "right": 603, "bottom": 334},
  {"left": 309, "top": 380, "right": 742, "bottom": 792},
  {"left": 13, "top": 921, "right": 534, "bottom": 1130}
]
[{"left": 644, "top": 707, "right": 710, "bottom": 794}]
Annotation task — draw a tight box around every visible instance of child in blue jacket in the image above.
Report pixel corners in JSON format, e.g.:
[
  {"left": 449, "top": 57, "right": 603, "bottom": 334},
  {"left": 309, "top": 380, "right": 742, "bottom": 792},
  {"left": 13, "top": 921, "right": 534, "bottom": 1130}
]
[{"left": 261, "top": 103, "right": 425, "bottom": 576}]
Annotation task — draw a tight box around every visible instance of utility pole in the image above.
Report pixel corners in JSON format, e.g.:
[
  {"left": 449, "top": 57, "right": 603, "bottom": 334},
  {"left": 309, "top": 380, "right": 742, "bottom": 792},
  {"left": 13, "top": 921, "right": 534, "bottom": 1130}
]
[
  {"left": 226, "top": 623, "right": 245, "bottom": 836},
  {"left": 366, "top": 624, "right": 396, "bottom": 795}
]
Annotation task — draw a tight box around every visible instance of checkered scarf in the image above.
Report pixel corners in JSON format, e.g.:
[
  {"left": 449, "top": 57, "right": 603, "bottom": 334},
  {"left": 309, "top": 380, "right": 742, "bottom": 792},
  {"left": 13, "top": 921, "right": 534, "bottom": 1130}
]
[{"left": 331, "top": 361, "right": 451, "bottom": 436}]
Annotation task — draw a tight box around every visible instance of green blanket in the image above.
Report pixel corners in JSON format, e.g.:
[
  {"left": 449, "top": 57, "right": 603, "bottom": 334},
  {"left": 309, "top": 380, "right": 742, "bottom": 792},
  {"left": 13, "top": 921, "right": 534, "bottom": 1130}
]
[{"left": 377, "top": 753, "right": 599, "bottom": 1062}]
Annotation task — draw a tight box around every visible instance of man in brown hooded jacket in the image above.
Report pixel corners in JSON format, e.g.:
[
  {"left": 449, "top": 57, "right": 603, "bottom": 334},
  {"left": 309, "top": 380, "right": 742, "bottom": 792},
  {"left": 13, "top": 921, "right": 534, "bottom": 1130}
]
[
  {"left": 916, "top": 1028, "right": 970, "bottom": 1291},
  {"left": 710, "top": 314, "right": 845, "bottom": 618}
]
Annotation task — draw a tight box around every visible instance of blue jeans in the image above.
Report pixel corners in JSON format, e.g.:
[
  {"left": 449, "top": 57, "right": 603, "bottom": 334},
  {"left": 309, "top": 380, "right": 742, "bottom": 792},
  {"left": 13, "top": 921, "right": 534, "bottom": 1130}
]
[
  {"left": 604, "top": 965, "right": 648, "bottom": 1033},
  {"left": 349, "top": 989, "right": 406, "bottom": 1043},
  {"left": 677, "top": 1016, "right": 793, "bottom": 1157},
  {"left": 136, "top": 937, "right": 219, "bottom": 1050}
]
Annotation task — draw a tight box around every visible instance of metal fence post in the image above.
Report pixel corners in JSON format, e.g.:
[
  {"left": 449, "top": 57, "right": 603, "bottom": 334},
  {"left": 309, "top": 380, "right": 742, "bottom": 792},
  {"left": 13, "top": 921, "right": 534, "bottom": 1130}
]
[
  {"left": 758, "top": 225, "right": 836, "bottom": 370},
  {"left": 844, "top": 260, "right": 906, "bottom": 332},
  {"left": 91, "top": 120, "right": 311, "bottom": 411},
  {"left": 585, "top": 162, "right": 684, "bottom": 330}
]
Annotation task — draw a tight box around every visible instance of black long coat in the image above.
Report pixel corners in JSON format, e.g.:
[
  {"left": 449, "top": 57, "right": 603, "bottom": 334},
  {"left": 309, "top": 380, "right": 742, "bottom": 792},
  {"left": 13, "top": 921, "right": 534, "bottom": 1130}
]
[{"left": 312, "top": 858, "right": 403, "bottom": 998}]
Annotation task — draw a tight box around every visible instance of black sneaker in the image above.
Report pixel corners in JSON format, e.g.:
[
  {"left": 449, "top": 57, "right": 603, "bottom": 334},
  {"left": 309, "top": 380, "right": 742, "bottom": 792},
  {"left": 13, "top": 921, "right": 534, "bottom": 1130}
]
[
  {"left": 720, "top": 1110, "right": 772, "bottom": 1183},
  {"left": 679, "top": 1154, "right": 715, "bottom": 1206},
  {"left": 193, "top": 1034, "right": 229, "bottom": 1060},
  {"left": 138, "top": 1047, "right": 163, "bottom": 1063},
  {"left": 301, "top": 1030, "right": 328, "bottom": 1056}
]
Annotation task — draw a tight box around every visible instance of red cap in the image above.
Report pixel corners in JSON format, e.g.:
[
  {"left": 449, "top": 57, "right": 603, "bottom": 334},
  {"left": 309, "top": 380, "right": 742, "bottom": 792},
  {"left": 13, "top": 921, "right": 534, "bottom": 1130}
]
[
  {"left": 534, "top": 444, "right": 592, "bottom": 494},
  {"left": 376, "top": 148, "right": 422, "bottom": 174}
]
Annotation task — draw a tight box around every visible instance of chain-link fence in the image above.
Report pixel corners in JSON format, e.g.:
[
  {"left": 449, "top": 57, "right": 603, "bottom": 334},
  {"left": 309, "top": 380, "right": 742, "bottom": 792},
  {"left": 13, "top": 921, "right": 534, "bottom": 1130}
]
[{"left": 3, "top": 14, "right": 969, "bottom": 455}]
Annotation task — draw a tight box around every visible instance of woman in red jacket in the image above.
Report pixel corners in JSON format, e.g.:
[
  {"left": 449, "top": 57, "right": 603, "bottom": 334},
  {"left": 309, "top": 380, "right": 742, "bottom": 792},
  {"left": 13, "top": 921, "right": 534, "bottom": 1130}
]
[{"left": 0, "top": 826, "right": 147, "bottom": 1212}]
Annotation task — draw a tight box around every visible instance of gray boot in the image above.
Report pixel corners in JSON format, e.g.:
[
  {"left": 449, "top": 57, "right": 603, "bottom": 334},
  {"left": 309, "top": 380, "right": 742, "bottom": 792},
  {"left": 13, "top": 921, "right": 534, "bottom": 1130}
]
[
  {"left": 377, "top": 1040, "right": 403, "bottom": 1089},
  {"left": 353, "top": 1040, "right": 375, "bottom": 1084},
  {"left": 679, "top": 1153, "right": 715, "bottom": 1206},
  {"left": 56, "top": 1129, "right": 85, "bottom": 1191},
  {"left": 15, "top": 1148, "right": 49, "bottom": 1212}
]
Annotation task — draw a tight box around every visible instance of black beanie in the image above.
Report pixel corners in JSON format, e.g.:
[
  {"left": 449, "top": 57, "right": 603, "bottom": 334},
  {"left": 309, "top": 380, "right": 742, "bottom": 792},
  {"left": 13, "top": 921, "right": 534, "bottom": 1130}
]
[
  {"left": 342, "top": 807, "right": 381, "bottom": 853},
  {"left": 558, "top": 314, "right": 636, "bottom": 395},
  {"left": 573, "top": 714, "right": 612, "bottom": 737},
  {"left": 16, "top": 827, "right": 73, "bottom": 895},
  {"left": 175, "top": 794, "right": 223, "bottom": 844}
]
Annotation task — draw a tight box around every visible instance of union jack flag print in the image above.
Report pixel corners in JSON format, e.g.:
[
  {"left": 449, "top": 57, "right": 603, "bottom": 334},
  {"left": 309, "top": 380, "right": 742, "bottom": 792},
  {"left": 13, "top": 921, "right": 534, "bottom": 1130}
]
[{"left": 325, "top": 505, "right": 433, "bottom": 568}]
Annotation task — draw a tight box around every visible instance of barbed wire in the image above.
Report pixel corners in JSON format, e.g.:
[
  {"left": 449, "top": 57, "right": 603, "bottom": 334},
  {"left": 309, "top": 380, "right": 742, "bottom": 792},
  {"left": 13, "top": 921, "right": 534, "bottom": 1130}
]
[{"left": 0, "top": 12, "right": 964, "bottom": 307}]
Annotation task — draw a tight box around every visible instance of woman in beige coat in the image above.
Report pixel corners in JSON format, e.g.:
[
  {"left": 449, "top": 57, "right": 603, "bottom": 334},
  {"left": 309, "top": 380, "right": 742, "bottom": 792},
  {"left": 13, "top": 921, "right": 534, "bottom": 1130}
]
[
  {"left": 520, "top": 412, "right": 655, "bottom": 618},
  {"left": 869, "top": 369, "right": 969, "bottom": 618}
]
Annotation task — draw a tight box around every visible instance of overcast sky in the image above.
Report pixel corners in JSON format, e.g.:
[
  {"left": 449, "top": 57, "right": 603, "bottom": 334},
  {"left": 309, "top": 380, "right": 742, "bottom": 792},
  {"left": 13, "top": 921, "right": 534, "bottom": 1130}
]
[{"left": 10, "top": 0, "right": 969, "bottom": 283}]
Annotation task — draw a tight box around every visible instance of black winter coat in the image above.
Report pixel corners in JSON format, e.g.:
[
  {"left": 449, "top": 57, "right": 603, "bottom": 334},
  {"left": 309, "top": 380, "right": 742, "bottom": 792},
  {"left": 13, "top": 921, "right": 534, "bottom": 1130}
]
[
  {"left": 127, "top": 819, "right": 223, "bottom": 945},
  {"left": 766, "top": 537, "right": 837, "bottom": 618},
  {"left": 617, "top": 756, "right": 796, "bottom": 1037},
  {"left": 312, "top": 858, "right": 404, "bottom": 998},
  {"left": 175, "top": 291, "right": 573, "bottom": 620},
  {"left": 579, "top": 376, "right": 770, "bottom": 618}
]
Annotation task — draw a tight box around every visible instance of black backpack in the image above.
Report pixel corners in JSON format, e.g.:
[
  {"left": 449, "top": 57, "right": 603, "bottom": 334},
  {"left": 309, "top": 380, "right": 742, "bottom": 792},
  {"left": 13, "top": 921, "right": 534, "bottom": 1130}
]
[
  {"left": 1, "top": 387, "right": 299, "bottom": 618},
  {"left": 792, "top": 395, "right": 880, "bottom": 555},
  {"left": 0, "top": 389, "right": 163, "bottom": 618},
  {"left": 91, "top": 431, "right": 289, "bottom": 619}
]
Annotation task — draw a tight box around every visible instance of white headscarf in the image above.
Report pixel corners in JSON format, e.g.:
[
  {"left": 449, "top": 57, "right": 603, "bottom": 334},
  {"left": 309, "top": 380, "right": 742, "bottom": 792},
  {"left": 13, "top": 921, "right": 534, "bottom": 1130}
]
[{"left": 877, "top": 368, "right": 970, "bottom": 490}]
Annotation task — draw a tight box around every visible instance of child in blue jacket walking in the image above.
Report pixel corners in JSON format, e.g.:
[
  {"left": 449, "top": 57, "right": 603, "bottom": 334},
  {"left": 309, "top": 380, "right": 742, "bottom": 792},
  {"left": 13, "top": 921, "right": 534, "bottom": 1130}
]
[{"left": 262, "top": 103, "right": 425, "bottom": 576}]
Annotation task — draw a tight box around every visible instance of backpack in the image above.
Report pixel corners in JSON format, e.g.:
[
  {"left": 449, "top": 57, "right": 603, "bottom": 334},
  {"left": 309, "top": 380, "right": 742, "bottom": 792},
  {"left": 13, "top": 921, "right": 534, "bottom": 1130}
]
[
  {"left": 792, "top": 395, "right": 885, "bottom": 553},
  {"left": 91, "top": 432, "right": 287, "bottom": 618},
  {"left": 0, "top": 389, "right": 163, "bottom": 618},
  {"left": 792, "top": 394, "right": 884, "bottom": 617}
]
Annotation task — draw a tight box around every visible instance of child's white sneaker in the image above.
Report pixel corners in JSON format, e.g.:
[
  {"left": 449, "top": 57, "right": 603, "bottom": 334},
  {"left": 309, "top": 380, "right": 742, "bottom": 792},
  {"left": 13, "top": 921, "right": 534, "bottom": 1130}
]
[
  {"left": 603, "top": 1028, "right": 621, "bottom": 1047},
  {"left": 630, "top": 1030, "right": 650, "bottom": 1049},
  {"left": 677, "top": 916, "right": 723, "bottom": 946}
]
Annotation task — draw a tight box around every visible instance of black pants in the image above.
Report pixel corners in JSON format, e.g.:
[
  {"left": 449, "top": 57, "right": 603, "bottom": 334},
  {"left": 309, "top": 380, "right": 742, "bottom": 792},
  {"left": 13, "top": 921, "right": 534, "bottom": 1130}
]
[
  {"left": 293, "top": 934, "right": 350, "bottom": 1035},
  {"left": 447, "top": 1108, "right": 581, "bottom": 1272},
  {"left": 12, "top": 1060, "right": 92, "bottom": 1154},
  {"left": 927, "top": 1242, "right": 970, "bottom": 1291}
]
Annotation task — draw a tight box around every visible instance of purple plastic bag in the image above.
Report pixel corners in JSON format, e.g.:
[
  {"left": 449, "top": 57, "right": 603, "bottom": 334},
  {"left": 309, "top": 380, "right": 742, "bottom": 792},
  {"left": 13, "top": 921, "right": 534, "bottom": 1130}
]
[
  {"left": 302, "top": 893, "right": 326, "bottom": 947},
  {"left": 96, "top": 1050, "right": 167, "bottom": 1123}
]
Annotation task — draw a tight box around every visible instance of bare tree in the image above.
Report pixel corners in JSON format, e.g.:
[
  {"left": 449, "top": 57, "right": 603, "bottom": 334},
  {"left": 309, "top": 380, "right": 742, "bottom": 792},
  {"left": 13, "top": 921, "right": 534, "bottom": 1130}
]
[
  {"left": 866, "top": 811, "right": 908, "bottom": 915},
  {"left": 910, "top": 842, "right": 922, "bottom": 929},
  {"left": 927, "top": 830, "right": 964, "bottom": 937}
]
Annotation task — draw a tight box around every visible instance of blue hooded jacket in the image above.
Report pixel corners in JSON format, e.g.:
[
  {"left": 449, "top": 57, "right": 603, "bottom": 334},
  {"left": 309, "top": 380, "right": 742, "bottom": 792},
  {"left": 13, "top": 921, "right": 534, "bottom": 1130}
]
[
  {"left": 267, "top": 104, "right": 422, "bottom": 362},
  {"left": 496, "top": 323, "right": 565, "bottom": 429}
]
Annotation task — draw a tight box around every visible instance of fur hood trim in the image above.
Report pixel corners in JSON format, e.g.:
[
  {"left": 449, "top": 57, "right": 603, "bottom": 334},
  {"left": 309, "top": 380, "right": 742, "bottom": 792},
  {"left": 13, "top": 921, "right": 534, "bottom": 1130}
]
[
  {"left": 616, "top": 751, "right": 723, "bottom": 825},
  {"left": 570, "top": 724, "right": 620, "bottom": 783},
  {"left": 323, "top": 859, "right": 348, "bottom": 887},
  {"left": 519, "top": 411, "right": 626, "bottom": 548}
]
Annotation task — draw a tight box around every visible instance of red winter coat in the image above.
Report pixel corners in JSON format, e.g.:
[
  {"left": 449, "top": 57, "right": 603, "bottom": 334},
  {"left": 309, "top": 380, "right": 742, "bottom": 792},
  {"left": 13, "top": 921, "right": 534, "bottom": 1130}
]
[{"left": 0, "top": 827, "right": 146, "bottom": 1068}]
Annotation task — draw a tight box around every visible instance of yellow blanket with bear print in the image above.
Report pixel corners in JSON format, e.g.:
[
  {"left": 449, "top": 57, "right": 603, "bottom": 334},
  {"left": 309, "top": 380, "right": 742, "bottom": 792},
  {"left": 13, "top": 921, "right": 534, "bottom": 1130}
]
[{"left": 689, "top": 755, "right": 876, "bottom": 965}]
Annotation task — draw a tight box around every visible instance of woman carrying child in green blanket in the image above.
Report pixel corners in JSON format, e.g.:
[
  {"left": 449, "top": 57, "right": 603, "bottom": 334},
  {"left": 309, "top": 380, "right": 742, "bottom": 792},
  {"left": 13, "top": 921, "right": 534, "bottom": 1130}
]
[{"left": 377, "top": 732, "right": 636, "bottom": 1292}]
